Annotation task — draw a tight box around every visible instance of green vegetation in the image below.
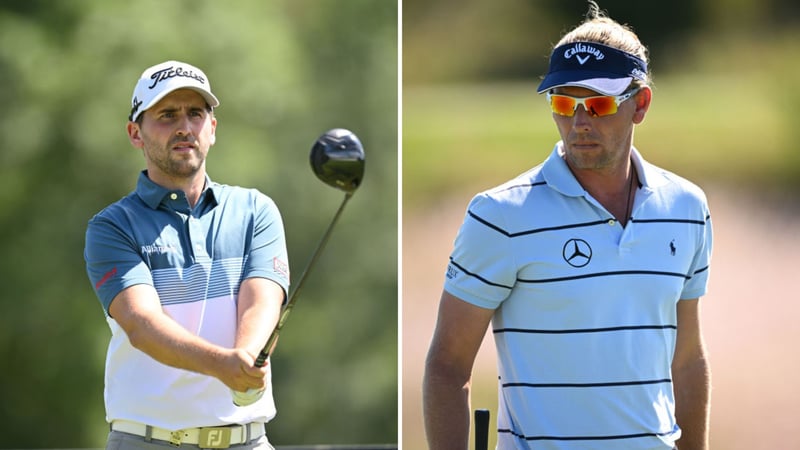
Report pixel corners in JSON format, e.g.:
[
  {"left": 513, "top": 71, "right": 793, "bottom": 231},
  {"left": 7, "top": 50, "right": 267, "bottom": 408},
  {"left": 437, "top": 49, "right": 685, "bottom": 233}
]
[
  {"left": 0, "top": 1, "right": 397, "bottom": 447},
  {"left": 404, "top": 29, "right": 800, "bottom": 210}
]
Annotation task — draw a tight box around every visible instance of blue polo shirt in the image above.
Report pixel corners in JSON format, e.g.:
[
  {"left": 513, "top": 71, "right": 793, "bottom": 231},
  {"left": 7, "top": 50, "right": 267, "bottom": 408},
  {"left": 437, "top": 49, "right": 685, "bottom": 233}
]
[
  {"left": 84, "top": 171, "right": 289, "bottom": 429},
  {"left": 444, "top": 143, "right": 713, "bottom": 450}
]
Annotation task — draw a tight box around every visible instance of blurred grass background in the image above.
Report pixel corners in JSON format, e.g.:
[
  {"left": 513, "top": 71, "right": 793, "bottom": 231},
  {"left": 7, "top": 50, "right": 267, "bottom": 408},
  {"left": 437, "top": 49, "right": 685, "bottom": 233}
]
[
  {"left": 404, "top": 22, "right": 800, "bottom": 209},
  {"left": 0, "top": 0, "right": 397, "bottom": 447},
  {"left": 402, "top": 0, "right": 800, "bottom": 449}
]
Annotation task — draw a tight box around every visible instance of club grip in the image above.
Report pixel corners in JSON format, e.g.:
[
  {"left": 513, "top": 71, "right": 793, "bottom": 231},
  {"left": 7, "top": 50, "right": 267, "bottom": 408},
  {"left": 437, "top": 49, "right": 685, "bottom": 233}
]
[
  {"left": 253, "top": 346, "right": 270, "bottom": 368},
  {"left": 254, "top": 353, "right": 267, "bottom": 368},
  {"left": 474, "top": 409, "right": 490, "bottom": 450}
]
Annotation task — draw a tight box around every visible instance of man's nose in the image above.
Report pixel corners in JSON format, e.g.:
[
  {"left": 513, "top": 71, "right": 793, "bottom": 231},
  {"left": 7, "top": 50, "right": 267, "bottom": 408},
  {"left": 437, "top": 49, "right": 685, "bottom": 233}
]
[
  {"left": 571, "top": 105, "right": 593, "bottom": 132},
  {"left": 175, "top": 115, "right": 192, "bottom": 136}
]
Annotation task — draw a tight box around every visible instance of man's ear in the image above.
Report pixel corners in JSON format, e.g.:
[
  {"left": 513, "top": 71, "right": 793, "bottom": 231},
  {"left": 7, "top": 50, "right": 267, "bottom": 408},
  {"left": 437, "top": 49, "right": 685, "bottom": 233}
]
[
  {"left": 632, "top": 86, "right": 652, "bottom": 125},
  {"left": 209, "top": 116, "right": 217, "bottom": 146},
  {"left": 127, "top": 121, "right": 144, "bottom": 149}
]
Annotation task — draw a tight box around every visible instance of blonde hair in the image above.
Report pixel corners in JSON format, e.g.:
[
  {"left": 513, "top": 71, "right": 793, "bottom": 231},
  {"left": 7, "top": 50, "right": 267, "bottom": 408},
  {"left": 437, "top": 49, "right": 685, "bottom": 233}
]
[{"left": 556, "top": 1, "right": 651, "bottom": 86}]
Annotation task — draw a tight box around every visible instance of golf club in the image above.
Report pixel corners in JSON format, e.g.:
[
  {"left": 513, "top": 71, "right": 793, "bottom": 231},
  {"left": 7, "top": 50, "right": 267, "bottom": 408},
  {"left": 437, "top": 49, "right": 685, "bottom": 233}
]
[
  {"left": 232, "top": 128, "right": 365, "bottom": 406},
  {"left": 475, "top": 409, "right": 490, "bottom": 450}
]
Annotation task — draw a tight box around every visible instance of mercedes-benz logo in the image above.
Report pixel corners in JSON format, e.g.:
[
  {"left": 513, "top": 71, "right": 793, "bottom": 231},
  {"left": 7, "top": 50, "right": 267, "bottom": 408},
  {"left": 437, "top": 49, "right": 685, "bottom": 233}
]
[{"left": 562, "top": 238, "right": 592, "bottom": 267}]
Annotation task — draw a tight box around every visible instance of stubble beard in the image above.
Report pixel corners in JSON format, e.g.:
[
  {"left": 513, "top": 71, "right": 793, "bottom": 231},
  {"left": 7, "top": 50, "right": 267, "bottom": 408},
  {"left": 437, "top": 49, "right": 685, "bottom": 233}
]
[
  {"left": 564, "top": 146, "right": 616, "bottom": 171},
  {"left": 143, "top": 136, "right": 205, "bottom": 179}
]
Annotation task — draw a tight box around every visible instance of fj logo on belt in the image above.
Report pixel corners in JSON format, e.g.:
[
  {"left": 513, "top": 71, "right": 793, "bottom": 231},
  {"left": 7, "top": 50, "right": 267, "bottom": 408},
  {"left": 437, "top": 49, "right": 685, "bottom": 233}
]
[{"left": 199, "top": 428, "right": 232, "bottom": 449}]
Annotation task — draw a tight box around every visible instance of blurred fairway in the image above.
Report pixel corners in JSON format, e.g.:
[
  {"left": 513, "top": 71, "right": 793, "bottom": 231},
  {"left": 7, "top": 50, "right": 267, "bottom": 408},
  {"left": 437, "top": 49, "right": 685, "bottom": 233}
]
[{"left": 403, "top": 31, "right": 800, "bottom": 211}]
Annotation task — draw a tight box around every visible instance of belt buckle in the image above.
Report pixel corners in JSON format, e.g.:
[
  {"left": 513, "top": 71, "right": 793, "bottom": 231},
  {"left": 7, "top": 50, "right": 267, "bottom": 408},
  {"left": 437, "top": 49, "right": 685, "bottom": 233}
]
[
  {"left": 168, "top": 430, "right": 184, "bottom": 446},
  {"left": 199, "top": 427, "right": 232, "bottom": 449}
]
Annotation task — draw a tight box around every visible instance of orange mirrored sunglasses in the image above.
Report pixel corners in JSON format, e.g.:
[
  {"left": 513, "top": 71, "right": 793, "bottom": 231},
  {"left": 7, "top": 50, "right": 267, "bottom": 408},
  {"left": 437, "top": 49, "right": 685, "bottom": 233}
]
[{"left": 547, "top": 88, "right": 641, "bottom": 117}]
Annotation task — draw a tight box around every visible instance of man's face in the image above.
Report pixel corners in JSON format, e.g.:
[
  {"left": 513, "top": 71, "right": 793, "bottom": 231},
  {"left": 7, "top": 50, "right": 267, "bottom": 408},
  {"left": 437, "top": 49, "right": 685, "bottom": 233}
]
[
  {"left": 127, "top": 89, "right": 217, "bottom": 182},
  {"left": 551, "top": 85, "right": 648, "bottom": 174}
]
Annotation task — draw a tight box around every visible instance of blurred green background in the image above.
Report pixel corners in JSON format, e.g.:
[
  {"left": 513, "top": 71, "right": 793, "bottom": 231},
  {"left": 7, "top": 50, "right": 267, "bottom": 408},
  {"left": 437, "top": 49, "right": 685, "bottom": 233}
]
[
  {"left": 403, "top": 0, "right": 800, "bottom": 205},
  {"left": 403, "top": 0, "right": 800, "bottom": 449},
  {"left": 0, "top": 0, "right": 397, "bottom": 447}
]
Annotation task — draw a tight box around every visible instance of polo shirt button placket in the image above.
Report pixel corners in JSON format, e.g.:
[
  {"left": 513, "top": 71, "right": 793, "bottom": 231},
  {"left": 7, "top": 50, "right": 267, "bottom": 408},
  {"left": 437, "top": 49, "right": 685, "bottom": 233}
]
[{"left": 187, "top": 217, "right": 207, "bottom": 259}]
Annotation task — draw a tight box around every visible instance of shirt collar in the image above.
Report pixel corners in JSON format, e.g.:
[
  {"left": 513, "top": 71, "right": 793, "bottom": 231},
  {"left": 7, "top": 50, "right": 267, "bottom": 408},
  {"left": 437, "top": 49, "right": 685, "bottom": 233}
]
[
  {"left": 135, "top": 170, "right": 220, "bottom": 210},
  {"left": 542, "top": 141, "right": 668, "bottom": 197}
]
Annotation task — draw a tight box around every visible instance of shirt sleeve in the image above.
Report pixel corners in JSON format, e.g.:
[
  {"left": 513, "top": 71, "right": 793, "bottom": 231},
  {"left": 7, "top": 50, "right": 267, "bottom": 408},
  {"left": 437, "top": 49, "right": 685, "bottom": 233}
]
[
  {"left": 84, "top": 214, "right": 153, "bottom": 315},
  {"left": 443, "top": 193, "right": 516, "bottom": 309},
  {"left": 242, "top": 191, "right": 290, "bottom": 298},
  {"left": 680, "top": 199, "right": 713, "bottom": 300}
]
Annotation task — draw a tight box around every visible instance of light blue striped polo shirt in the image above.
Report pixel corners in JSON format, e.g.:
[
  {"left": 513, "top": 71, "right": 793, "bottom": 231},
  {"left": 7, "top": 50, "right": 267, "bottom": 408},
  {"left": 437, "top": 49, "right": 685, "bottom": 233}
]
[
  {"left": 84, "top": 171, "right": 289, "bottom": 429},
  {"left": 444, "top": 143, "right": 712, "bottom": 450}
]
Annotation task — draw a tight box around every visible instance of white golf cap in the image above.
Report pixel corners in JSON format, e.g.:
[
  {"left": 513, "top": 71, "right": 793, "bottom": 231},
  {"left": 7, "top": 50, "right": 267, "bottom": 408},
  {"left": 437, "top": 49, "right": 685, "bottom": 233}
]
[{"left": 129, "top": 60, "right": 220, "bottom": 122}]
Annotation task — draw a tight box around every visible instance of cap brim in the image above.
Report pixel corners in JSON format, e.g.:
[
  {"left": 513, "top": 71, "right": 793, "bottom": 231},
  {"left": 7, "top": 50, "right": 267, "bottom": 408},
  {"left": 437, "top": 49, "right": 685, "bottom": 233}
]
[
  {"left": 140, "top": 86, "right": 220, "bottom": 114},
  {"left": 181, "top": 87, "right": 219, "bottom": 108},
  {"left": 537, "top": 76, "right": 632, "bottom": 96}
]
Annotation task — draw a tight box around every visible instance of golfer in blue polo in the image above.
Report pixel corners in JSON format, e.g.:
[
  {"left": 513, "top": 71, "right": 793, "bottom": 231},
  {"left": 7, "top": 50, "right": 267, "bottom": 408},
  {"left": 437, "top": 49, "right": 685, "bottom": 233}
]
[{"left": 85, "top": 60, "right": 289, "bottom": 450}]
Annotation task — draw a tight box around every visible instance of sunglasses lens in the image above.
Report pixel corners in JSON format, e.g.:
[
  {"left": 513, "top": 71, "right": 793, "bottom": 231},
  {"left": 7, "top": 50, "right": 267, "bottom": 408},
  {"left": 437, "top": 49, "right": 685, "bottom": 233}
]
[
  {"left": 550, "top": 95, "right": 577, "bottom": 116},
  {"left": 549, "top": 92, "right": 632, "bottom": 117},
  {"left": 584, "top": 97, "right": 617, "bottom": 117}
]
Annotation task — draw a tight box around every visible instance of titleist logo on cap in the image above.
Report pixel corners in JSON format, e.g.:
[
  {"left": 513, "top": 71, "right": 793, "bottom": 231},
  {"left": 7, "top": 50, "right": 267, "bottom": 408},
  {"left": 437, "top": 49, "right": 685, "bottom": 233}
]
[{"left": 147, "top": 66, "right": 206, "bottom": 90}]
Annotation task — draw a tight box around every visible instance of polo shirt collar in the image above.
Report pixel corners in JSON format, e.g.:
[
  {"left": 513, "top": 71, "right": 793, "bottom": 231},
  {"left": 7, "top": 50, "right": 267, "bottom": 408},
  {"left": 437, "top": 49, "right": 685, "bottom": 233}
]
[
  {"left": 135, "top": 170, "right": 220, "bottom": 209},
  {"left": 542, "top": 141, "right": 668, "bottom": 197}
]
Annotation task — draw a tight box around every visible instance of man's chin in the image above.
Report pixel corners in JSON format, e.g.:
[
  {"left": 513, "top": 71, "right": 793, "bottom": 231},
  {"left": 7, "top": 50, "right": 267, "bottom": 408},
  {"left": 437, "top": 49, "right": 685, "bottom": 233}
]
[{"left": 164, "top": 160, "right": 205, "bottom": 178}]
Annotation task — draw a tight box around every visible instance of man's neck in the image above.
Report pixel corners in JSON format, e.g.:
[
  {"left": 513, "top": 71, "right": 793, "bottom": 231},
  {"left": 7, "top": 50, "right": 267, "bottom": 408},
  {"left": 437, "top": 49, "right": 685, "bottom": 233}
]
[{"left": 567, "top": 157, "right": 637, "bottom": 225}]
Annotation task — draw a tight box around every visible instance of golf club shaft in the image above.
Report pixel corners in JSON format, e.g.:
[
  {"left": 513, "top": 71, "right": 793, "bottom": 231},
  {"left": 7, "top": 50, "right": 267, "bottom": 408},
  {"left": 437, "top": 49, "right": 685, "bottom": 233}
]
[
  {"left": 475, "top": 409, "right": 490, "bottom": 450},
  {"left": 232, "top": 192, "right": 353, "bottom": 406},
  {"left": 254, "top": 191, "right": 353, "bottom": 367},
  {"left": 233, "top": 128, "right": 364, "bottom": 407}
]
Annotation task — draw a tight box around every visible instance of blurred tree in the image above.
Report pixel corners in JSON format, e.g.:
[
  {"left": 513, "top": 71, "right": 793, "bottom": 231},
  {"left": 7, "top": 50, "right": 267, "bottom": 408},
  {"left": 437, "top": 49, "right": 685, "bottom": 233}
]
[
  {"left": 403, "top": 0, "right": 800, "bottom": 84},
  {"left": 0, "top": 0, "right": 397, "bottom": 447},
  {"left": 402, "top": 0, "right": 800, "bottom": 190},
  {"left": 403, "top": 0, "right": 553, "bottom": 83}
]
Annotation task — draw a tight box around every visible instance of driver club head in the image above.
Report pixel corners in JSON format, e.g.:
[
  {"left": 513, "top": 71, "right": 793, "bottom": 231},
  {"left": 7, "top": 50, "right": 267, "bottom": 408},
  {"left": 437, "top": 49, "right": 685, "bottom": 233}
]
[{"left": 310, "top": 128, "right": 365, "bottom": 194}]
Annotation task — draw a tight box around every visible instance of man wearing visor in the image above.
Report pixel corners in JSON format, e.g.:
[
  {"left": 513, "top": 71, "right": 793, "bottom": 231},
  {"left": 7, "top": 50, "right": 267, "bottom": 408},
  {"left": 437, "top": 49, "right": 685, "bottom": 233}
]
[{"left": 424, "top": 3, "right": 712, "bottom": 450}]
